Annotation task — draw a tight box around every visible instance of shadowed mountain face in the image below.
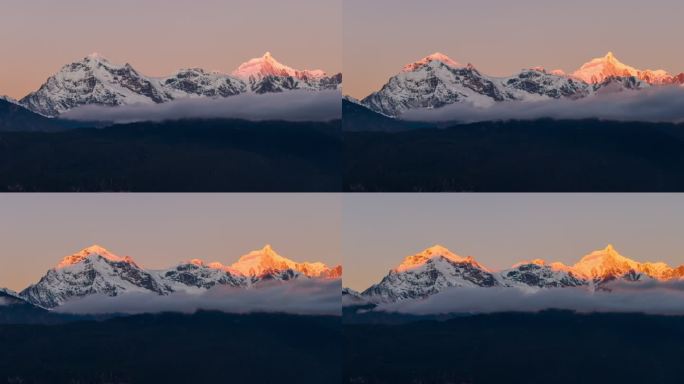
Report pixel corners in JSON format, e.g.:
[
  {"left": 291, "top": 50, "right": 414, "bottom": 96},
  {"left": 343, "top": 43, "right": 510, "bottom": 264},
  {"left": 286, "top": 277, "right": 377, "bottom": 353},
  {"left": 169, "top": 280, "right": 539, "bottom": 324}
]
[
  {"left": 344, "top": 311, "right": 684, "bottom": 384},
  {"left": 0, "top": 118, "right": 341, "bottom": 192},
  {"left": 0, "top": 312, "right": 341, "bottom": 384}
]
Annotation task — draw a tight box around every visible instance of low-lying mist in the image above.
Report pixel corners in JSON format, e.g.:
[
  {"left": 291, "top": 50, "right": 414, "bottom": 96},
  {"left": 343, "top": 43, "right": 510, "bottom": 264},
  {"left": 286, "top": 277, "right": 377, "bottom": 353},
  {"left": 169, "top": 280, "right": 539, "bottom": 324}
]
[
  {"left": 60, "top": 90, "right": 341, "bottom": 124},
  {"left": 402, "top": 86, "right": 684, "bottom": 124},
  {"left": 55, "top": 279, "right": 341, "bottom": 316},
  {"left": 376, "top": 280, "right": 684, "bottom": 316}
]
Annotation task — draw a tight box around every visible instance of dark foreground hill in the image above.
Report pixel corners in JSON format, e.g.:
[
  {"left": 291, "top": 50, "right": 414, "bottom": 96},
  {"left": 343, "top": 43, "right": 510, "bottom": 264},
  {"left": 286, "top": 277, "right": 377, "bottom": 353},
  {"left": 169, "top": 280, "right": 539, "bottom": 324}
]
[
  {"left": 0, "top": 99, "right": 80, "bottom": 132},
  {"left": 0, "top": 119, "right": 341, "bottom": 191},
  {"left": 344, "top": 310, "right": 684, "bottom": 384},
  {"left": 344, "top": 119, "right": 684, "bottom": 192},
  {"left": 0, "top": 311, "right": 341, "bottom": 384}
]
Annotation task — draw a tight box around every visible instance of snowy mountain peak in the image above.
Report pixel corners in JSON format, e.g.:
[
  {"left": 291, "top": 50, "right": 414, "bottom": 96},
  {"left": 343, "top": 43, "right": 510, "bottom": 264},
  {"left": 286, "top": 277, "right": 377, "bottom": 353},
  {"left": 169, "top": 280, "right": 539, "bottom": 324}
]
[
  {"left": 363, "top": 245, "right": 499, "bottom": 302},
  {"left": 22, "top": 245, "right": 166, "bottom": 308},
  {"left": 232, "top": 52, "right": 327, "bottom": 81},
  {"left": 19, "top": 54, "right": 172, "bottom": 117},
  {"left": 56, "top": 245, "right": 129, "bottom": 269},
  {"left": 572, "top": 244, "right": 660, "bottom": 280},
  {"left": 229, "top": 245, "right": 334, "bottom": 278},
  {"left": 84, "top": 52, "right": 110, "bottom": 63},
  {"left": 394, "top": 245, "right": 475, "bottom": 273},
  {"left": 572, "top": 52, "right": 672, "bottom": 84},
  {"left": 402, "top": 52, "right": 461, "bottom": 72}
]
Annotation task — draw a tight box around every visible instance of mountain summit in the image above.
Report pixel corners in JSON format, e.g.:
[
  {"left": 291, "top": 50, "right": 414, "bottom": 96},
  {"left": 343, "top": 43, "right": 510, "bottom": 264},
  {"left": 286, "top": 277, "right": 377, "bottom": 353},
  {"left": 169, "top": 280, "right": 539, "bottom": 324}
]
[
  {"left": 402, "top": 52, "right": 462, "bottom": 72},
  {"left": 232, "top": 52, "right": 327, "bottom": 81},
  {"left": 571, "top": 52, "right": 674, "bottom": 84},
  {"left": 572, "top": 244, "right": 673, "bottom": 281},
  {"left": 21, "top": 245, "right": 166, "bottom": 308},
  {"left": 230, "top": 244, "right": 339, "bottom": 278},
  {"left": 20, "top": 54, "right": 171, "bottom": 116},
  {"left": 56, "top": 245, "right": 133, "bottom": 269},
  {"left": 363, "top": 245, "right": 500, "bottom": 302},
  {"left": 394, "top": 244, "right": 484, "bottom": 272}
]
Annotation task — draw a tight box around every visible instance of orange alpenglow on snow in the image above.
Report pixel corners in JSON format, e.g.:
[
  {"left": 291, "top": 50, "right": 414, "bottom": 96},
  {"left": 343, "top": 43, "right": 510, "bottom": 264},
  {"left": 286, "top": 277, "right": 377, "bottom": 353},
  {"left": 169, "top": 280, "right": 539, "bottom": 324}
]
[
  {"left": 571, "top": 52, "right": 675, "bottom": 84},
  {"left": 56, "top": 245, "right": 136, "bottom": 269},
  {"left": 394, "top": 244, "right": 684, "bottom": 281},
  {"left": 570, "top": 244, "right": 678, "bottom": 280},
  {"left": 54, "top": 244, "right": 340, "bottom": 279},
  {"left": 229, "top": 244, "right": 341, "bottom": 278},
  {"left": 402, "top": 52, "right": 462, "bottom": 72},
  {"left": 231, "top": 52, "right": 327, "bottom": 81},
  {"left": 393, "top": 244, "right": 488, "bottom": 273}
]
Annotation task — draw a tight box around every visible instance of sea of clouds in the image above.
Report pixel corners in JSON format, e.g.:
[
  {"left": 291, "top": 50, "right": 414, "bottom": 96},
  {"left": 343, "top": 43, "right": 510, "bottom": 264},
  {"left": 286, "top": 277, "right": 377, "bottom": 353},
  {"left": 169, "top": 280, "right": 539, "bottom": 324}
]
[
  {"left": 402, "top": 87, "right": 684, "bottom": 124},
  {"left": 376, "top": 280, "right": 684, "bottom": 316},
  {"left": 61, "top": 90, "right": 341, "bottom": 124},
  {"left": 56, "top": 279, "right": 341, "bottom": 316}
]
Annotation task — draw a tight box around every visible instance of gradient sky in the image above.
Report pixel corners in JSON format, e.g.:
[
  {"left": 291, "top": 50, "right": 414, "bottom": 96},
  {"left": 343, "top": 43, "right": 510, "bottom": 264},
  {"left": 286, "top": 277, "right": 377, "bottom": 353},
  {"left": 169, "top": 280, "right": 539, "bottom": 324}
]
[
  {"left": 344, "top": 0, "right": 684, "bottom": 99},
  {"left": 0, "top": 194, "right": 341, "bottom": 292},
  {"left": 343, "top": 194, "right": 684, "bottom": 291},
  {"left": 0, "top": 0, "right": 341, "bottom": 99}
]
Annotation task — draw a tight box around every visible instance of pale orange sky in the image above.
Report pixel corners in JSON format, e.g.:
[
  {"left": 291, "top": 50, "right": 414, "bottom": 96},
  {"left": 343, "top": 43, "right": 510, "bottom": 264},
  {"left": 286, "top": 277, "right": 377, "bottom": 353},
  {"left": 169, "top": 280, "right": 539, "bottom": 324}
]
[{"left": 0, "top": 0, "right": 341, "bottom": 99}]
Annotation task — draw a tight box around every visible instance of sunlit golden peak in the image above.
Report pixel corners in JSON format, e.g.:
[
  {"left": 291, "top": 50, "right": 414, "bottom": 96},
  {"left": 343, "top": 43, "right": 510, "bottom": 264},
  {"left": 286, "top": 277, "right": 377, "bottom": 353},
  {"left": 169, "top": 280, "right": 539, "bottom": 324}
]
[
  {"left": 83, "top": 244, "right": 109, "bottom": 253},
  {"left": 402, "top": 52, "right": 462, "bottom": 72},
  {"left": 56, "top": 244, "right": 128, "bottom": 269},
  {"left": 394, "top": 245, "right": 483, "bottom": 273},
  {"left": 572, "top": 52, "right": 673, "bottom": 85},
  {"left": 232, "top": 52, "right": 327, "bottom": 80}
]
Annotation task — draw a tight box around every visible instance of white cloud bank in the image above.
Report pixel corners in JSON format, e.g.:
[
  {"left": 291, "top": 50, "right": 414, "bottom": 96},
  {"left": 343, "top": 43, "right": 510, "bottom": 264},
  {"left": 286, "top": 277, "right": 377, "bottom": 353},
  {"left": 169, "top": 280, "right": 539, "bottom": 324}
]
[
  {"left": 60, "top": 90, "right": 342, "bottom": 124},
  {"left": 377, "top": 281, "right": 684, "bottom": 316},
  {"left": 55, "top": 279, "right": 341, "bottom": 316},
  {"left": 402, "top": 87, "right": 684, "bottom": 124}
]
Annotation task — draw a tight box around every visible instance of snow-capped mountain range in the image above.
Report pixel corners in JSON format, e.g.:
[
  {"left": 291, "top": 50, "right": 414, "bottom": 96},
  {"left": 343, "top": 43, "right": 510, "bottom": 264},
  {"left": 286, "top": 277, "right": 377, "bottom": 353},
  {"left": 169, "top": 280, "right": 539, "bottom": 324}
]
[
  {"left": 360, "top": 52, "right": 684, "bottom": 117},
  {"left": 16, "top": 244, "right": 341, "bottom": 308},
  {"left": 17, "top": 52, "right": 342, "bottom": 117},
  {"left": 347, "top": 244, "right": 684, "bottom": 304}
]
